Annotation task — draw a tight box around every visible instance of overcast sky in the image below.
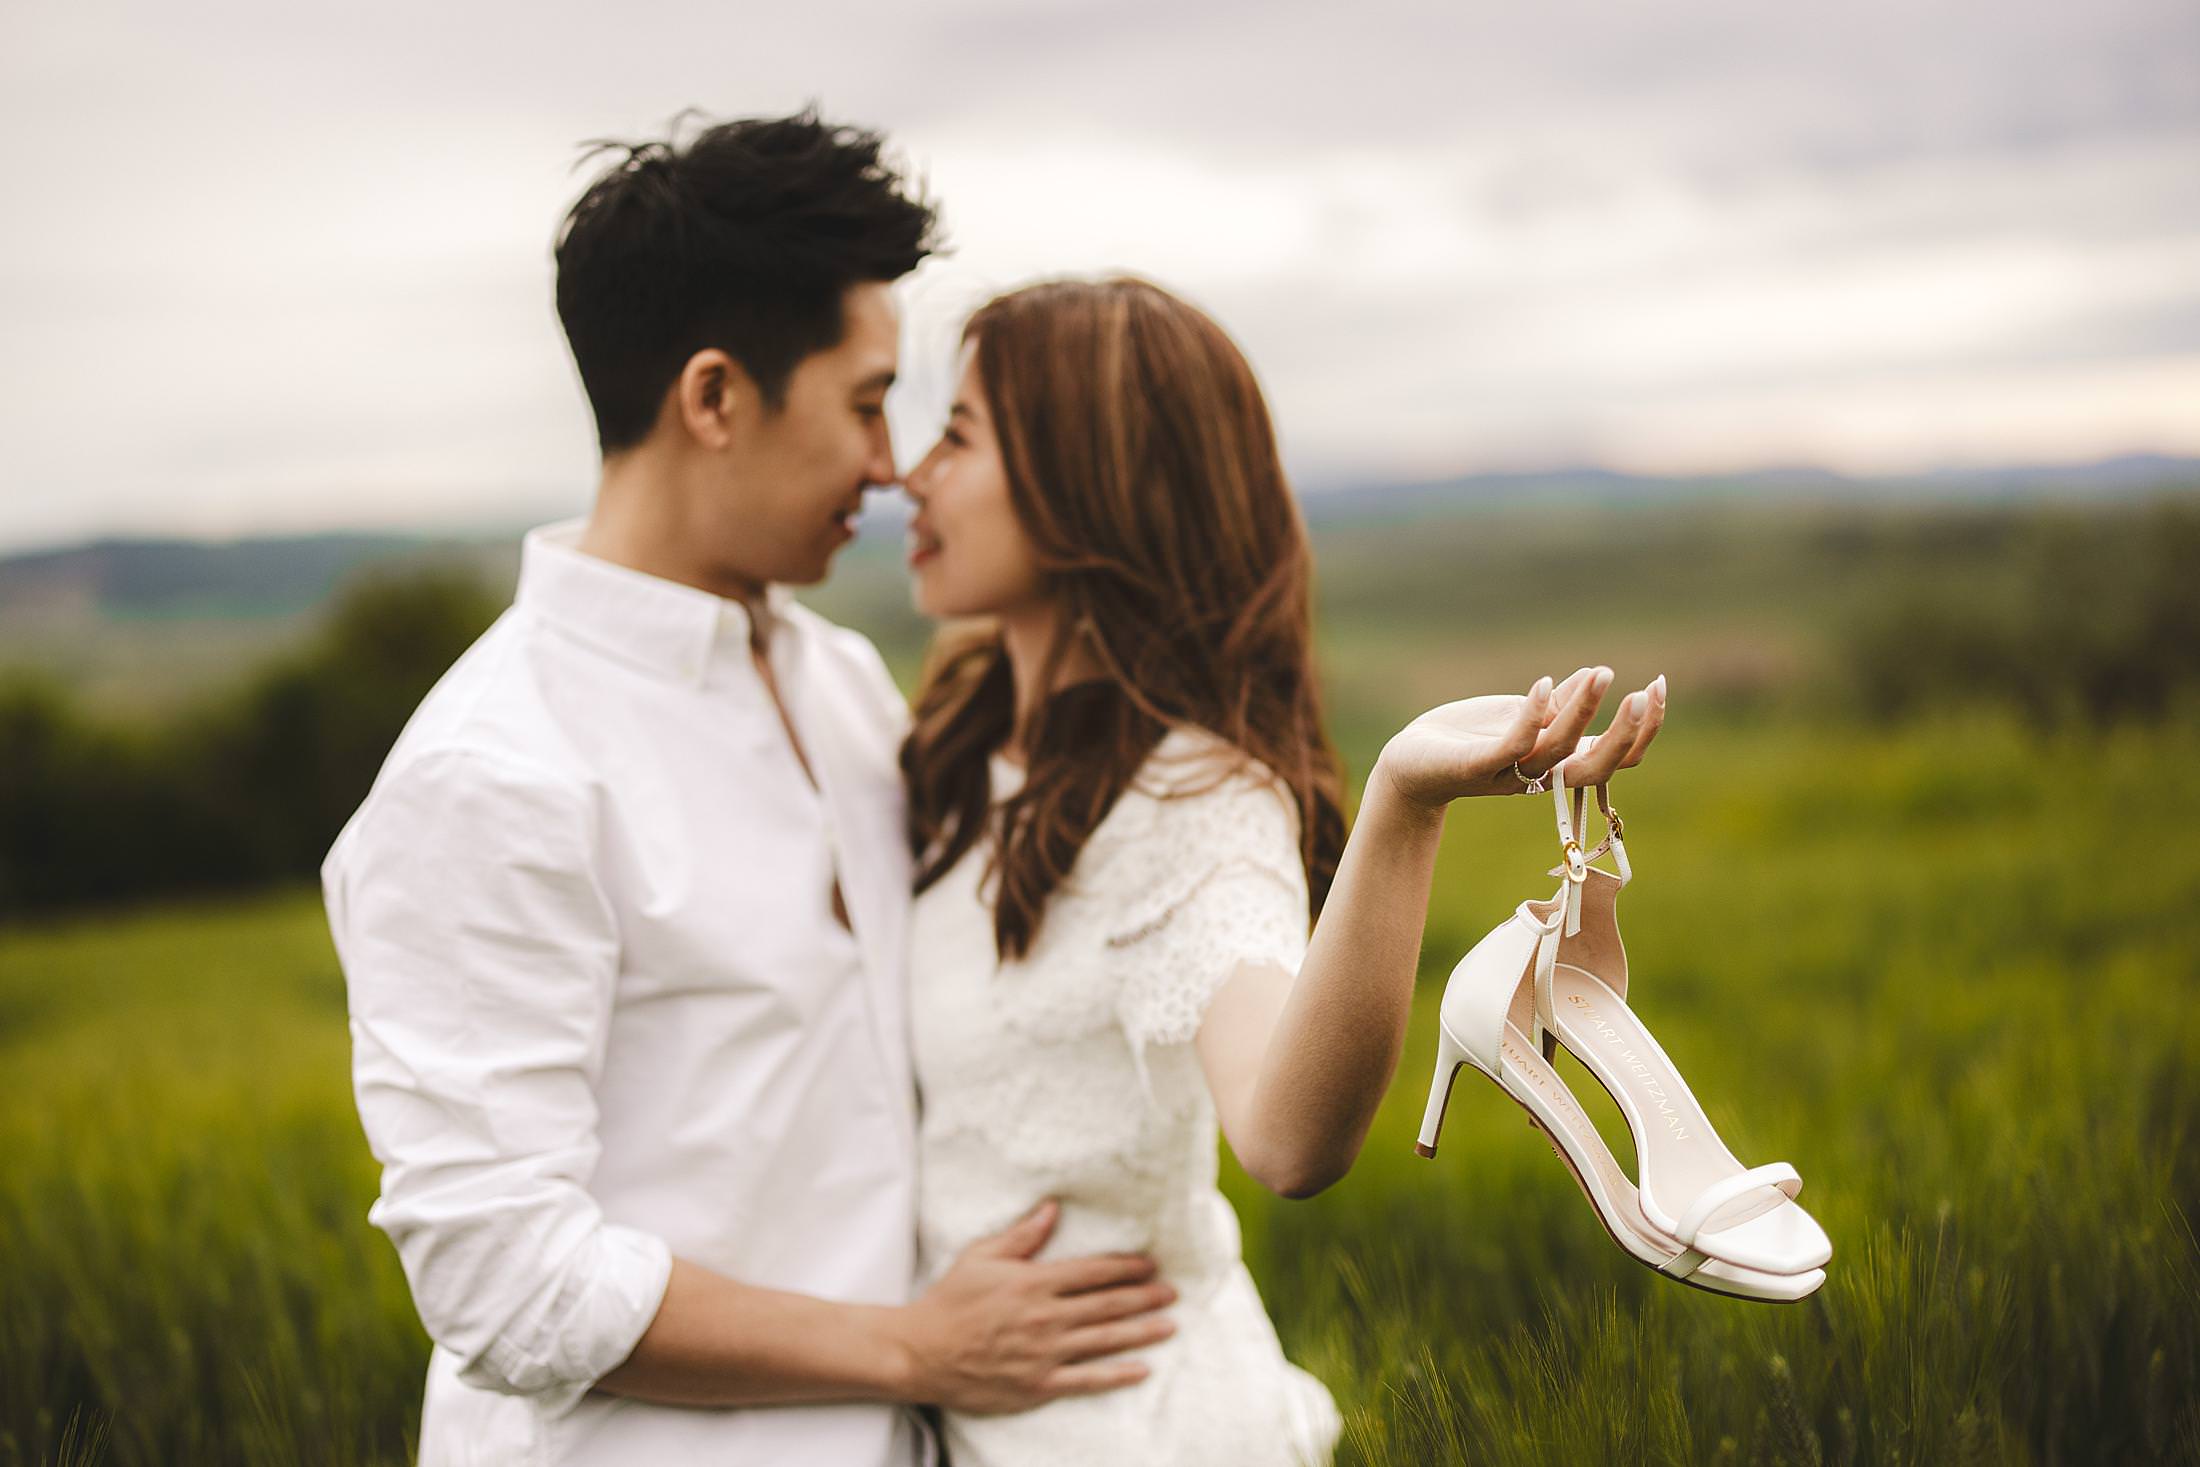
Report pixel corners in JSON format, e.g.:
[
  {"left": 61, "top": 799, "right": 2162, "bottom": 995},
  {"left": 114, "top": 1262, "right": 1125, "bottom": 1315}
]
[{"left": 2, "top": 0, "right": 2196, "bottom": 551}]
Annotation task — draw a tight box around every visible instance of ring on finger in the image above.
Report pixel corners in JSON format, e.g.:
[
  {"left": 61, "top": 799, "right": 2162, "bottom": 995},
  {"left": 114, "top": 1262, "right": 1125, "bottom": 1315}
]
[{"left": 1511, "top": 760, "right": 1548, "bottom": 795}]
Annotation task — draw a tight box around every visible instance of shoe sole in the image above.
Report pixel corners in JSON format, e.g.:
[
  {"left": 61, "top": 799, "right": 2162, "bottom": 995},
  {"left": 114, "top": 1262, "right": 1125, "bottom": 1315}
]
[{"left": 1421, "top": 1056, "right": 1808, "bottom": 1306}]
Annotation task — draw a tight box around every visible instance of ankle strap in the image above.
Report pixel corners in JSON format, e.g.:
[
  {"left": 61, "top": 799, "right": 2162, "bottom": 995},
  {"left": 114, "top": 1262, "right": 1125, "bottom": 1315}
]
[
  {"left": 1582, "top": 784, "right": 1632, "bottom": 885},
  {"left": 1547, "top": 761, "right": 1630, "bottom": 934}
]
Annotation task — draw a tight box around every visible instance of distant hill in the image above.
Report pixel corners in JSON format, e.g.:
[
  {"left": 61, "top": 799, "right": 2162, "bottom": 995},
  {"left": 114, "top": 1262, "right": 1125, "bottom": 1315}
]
[
  {"left": 0, "top": 532, "right": 514, "bottom": 624},
  {"left": 1294, "top": 453, "right": 2200, "bottom": 526},
  {"left": 3, "top": 454, "right": 2195, "bottom": 714},
  {"left": 4, "top": 454, "right": 2195, "bottom": 619},
  {"left": 0, "top": 533, "right": 519, "bottom": 715}
]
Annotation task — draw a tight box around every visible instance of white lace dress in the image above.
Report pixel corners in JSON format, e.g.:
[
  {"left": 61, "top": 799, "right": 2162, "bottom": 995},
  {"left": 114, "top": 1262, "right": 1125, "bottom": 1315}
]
[{"left": 910, "top": 726, "right": 1342, "bottom": 1467}]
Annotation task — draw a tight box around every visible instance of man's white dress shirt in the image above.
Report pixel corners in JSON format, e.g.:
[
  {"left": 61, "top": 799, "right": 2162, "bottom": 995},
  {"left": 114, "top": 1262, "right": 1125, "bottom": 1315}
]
[{"left": 322, "top": 518, "right": 923, "bottom": 1466}]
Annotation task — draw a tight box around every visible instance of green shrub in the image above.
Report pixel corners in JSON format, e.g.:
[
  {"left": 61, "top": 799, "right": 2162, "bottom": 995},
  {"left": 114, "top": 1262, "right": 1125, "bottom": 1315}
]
[
  {"left": 1837, "top": 499, "right": 2200, "bottom": 727},
  {"left": 0, "top": 569, "right": 502, "bottom": 921}
]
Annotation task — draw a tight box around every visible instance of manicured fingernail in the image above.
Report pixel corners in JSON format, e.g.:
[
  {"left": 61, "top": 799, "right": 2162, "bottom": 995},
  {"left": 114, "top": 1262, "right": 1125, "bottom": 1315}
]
[
  {"left": 1591, "top": 668, "right": 1614, "bottom": 692},
  {"left": 1533, "top": 676, "right": 1552, "bottom": 698},
  {"left": 1651, "top": 674, "right": 1667, "bottom": 704}
]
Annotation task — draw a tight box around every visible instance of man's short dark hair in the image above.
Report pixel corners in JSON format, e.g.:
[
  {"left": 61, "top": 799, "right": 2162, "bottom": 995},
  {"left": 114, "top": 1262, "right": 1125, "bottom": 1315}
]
[{"left": 553, "top": 108, "right": 939, "bottom": 452}]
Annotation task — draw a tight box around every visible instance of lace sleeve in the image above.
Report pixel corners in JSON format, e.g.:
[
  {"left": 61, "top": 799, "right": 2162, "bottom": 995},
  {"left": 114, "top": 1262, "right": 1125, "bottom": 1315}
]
[{"left": 1103, "top": 766, "right": 1310, "bottom": 1061}]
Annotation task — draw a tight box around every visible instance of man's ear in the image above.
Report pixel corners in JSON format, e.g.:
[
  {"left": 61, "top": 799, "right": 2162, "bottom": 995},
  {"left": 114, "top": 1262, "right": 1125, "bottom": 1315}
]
[{"left": 672, "top": 348, "right": 757, "bottom": 451}]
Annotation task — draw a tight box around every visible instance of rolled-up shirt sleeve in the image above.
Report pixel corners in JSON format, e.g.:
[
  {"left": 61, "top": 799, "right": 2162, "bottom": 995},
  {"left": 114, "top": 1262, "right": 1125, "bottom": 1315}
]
[{"left": 323, "top": 746, "right": 672, "bottom": 1411}]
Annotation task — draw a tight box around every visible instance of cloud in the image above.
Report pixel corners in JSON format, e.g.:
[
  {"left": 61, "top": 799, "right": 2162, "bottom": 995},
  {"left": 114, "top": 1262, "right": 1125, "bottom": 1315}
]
[{"left": 0, "top": 0, "right": 2196, "bottom": 549}]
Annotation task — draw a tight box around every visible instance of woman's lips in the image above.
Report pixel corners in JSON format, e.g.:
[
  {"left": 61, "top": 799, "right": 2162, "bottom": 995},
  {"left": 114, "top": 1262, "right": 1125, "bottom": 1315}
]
[{"left": 908, "top": 520, "right": 942, "bottom": 567}]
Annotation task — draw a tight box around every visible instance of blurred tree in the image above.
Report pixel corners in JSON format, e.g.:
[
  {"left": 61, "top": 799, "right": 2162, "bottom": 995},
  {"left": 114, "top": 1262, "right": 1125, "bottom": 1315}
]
[
  {"left": 189, "top": 567, "right": 506, "bottom": 878},
  {"left": 0, "top": 567, "right": 503, "bottom": 920},
  {"left": 6, "top": 500, "right": 2198, "bottom": 919},
  {"left": 0, "top": 674, "right": 246, "bottom": 912},
  {"left": 1839, "top": 498, "right": 2200, "bottom": 726}
]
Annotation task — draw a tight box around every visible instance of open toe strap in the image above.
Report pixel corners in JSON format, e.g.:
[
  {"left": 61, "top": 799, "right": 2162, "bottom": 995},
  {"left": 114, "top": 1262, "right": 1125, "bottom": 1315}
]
[{"left": 1673, "top": 1162, "right": 1803, "bottom": 1247}]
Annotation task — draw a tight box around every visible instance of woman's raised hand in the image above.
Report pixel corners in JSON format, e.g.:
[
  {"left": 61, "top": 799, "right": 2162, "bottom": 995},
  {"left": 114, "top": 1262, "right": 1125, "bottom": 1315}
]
[{"left": 1371, "top": 666, "right": 1667, "bottom": 813}]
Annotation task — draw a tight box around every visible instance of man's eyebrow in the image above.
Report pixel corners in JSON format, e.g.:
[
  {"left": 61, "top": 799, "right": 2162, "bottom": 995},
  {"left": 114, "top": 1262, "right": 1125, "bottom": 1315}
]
[{"left": 854, "top": 368, "right": 897, "bottom": 395}]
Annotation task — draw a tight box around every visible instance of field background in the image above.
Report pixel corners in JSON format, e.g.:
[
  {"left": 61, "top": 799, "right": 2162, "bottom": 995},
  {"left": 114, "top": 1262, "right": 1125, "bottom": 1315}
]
[{"left": 3, "top": 483, "right": 2198, "bottom": 1465}]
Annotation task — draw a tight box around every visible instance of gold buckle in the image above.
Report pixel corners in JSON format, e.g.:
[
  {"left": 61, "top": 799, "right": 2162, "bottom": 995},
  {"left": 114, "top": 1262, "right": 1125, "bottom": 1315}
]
[{"left": 1561, "top": 838, "right": 1587, "bottom": 882}]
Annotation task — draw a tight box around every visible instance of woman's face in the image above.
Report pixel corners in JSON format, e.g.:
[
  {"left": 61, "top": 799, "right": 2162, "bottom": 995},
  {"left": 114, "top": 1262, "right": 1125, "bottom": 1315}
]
[{"left": 903, "top": 345, "right": 1046, "bottom": 621}]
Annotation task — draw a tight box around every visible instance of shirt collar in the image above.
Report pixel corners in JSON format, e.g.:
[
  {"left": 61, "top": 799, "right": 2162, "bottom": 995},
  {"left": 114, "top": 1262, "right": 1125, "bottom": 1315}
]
[{"left": 514, "top": 517, "right": 795, "bottom": 687}]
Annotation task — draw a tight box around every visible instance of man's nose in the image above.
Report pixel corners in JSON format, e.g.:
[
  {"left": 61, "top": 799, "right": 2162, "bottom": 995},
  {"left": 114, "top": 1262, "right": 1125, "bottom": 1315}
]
[{"left": 865, "top": 437, "right": 898, "bottom": 488}]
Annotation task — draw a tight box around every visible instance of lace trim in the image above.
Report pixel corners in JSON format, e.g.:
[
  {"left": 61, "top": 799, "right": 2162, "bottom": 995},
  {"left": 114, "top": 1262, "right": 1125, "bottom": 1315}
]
[
  {"left": 1093, "top": 753, "right": 1310, "bottom": 1091},
  {"left": 919, "top": 728, "right": 1314, "bottom": 1178}
]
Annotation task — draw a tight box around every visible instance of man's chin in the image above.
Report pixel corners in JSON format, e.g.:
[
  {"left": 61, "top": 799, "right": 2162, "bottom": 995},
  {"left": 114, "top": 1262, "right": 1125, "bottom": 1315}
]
[{"left": 778, "top": 546, "right": 842, "bottom": 588}]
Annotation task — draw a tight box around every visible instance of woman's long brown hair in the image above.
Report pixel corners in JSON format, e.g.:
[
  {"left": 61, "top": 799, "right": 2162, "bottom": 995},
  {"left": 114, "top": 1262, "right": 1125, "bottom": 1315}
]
[{"left": 901, "top": 277, "right": 1347, "bottom": 961}]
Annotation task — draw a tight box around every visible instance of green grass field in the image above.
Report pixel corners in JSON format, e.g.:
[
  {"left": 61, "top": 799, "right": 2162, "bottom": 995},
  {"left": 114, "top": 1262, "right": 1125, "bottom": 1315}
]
[{"left": 4, "top": 706, "right": 2196, "bottom": 1465}]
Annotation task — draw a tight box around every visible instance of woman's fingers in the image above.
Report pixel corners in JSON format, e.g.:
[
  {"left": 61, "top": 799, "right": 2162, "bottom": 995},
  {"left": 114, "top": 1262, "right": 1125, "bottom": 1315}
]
[
  {"left": 1546, "top": 665, "right": 1600, "bottom": 724},
  {"left": 1560, "top": 677, "right": 1666, "bottom": 784},
  {"left": 1570, "top": 693, "right": 1644, "bottom": 784},
  {"left": 1503, "top": 676, "right": 1555, "bottom": 758},
  {"left": 1404, "top": 666, "right": 1662, "bottom": 800},
  {"left": 1549, "top": 664, "right": 1595, "bottom": 701},
  {"left": 1524, "top": 667, "right": 1611, "bottom": 776},
  {"left": 1616, "top": 675, "right": 1667, "bottom": 768},
  {"left": 1599, "top": 677, "right": 1666, "bottom": 773}
]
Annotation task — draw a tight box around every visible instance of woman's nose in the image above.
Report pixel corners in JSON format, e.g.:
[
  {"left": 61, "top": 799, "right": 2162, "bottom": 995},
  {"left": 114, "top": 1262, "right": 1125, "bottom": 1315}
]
[{"left": 900, "top": 459, "right": 931, "bottom": 504}]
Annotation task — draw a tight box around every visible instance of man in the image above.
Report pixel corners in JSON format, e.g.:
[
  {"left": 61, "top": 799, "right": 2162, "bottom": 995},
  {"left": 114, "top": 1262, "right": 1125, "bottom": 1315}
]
[{"left": 321, "top": 110, "right": 1175, "bottom": 1466}]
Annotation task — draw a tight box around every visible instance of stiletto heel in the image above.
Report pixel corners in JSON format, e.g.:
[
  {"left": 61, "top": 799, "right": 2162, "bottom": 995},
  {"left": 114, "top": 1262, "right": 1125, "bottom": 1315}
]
[{"left": 1415, "top": 1027, "right": 1471, "bottom": 1157}]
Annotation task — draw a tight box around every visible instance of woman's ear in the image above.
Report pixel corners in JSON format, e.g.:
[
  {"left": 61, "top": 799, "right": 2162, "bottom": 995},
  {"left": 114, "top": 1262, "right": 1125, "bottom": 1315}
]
[{"left": 672, "top": 347, "right": 757, "bottom": 451}]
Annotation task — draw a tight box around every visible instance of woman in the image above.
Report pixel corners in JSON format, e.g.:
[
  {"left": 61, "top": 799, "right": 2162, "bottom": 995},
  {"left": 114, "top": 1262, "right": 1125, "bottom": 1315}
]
[{"left": 898, "top": 277, "right": 1663, "bottom": 1465}]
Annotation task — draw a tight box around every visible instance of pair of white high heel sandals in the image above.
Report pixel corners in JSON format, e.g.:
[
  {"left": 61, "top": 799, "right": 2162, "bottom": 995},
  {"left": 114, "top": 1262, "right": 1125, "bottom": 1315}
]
[{"left": 1414, "top": 763, "right": 1831, "bottom": 1302}]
